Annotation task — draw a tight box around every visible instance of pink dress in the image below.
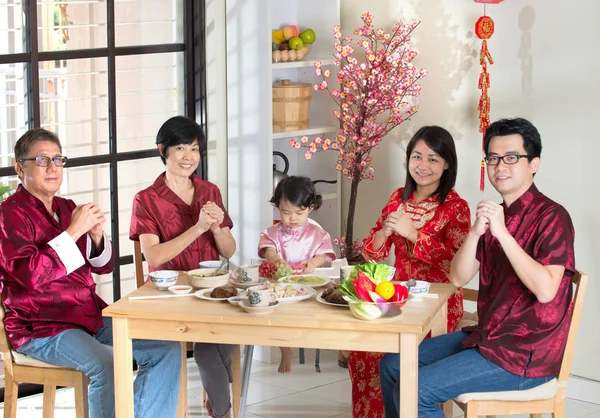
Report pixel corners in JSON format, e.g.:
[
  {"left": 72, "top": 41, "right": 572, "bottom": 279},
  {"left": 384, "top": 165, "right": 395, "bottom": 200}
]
[{"left": 258, "top": 222, "right": 336, "bottom": 264}]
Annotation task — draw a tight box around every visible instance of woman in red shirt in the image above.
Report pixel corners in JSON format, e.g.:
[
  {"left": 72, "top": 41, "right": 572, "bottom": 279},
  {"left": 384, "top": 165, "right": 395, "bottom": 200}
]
[
  {"left": 348, "top": 126, "right": 471, "bottom": 417},
  {"left": 129, "top": 116, "right": 236, "bottom": 418}
]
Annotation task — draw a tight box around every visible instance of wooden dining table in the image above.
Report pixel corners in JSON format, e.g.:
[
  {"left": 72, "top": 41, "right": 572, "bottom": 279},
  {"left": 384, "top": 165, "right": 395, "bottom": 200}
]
[{"left": 103, "top": 274, "right": 454, "bottom": 418}]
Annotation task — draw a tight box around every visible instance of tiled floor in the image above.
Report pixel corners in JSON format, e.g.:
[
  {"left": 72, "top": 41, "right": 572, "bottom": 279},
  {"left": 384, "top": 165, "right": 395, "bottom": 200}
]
[{"left": 2, "top": 349, "right": 599, "bottom": 417}]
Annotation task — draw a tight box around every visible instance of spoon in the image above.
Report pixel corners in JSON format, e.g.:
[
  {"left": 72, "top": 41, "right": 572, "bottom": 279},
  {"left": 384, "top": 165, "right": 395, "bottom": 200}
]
[
  {"left": 406, "top": 278, "right": 416, "bottom": 290},
  {"left": 210, "top": 259, "right": 228, "bottom": 276}
]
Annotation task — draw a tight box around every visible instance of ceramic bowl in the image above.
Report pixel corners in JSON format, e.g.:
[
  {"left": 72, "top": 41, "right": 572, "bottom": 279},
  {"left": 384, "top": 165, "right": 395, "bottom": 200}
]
[
  {"left": 187, "top": 268, "right": 230, "bottom": 288},
  {"left": 238, "top": 299, "right": 279, "bottom": 315},
  {"left": 344, "top": 297, "right": 407, "bottom": 320},
  {"left": 168, "top": 285, "right": 193, "bottom": 295},
  {"left": 148, "top": 270, "right": 179, "bottom": 290},
  {"left": 400, "top": 280, "right": 431, "bottom": 299},
  {"left": 199, "top": 260, "right": 224, "bottom": 269}
]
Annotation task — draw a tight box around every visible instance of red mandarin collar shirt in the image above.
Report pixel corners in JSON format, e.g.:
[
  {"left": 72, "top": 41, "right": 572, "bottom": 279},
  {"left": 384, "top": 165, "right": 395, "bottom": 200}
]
[
  {"left": 0, "top": 186, "right": 114, "bottom": 349},
  {"left": 462, "top": 184, "right": 576, "bottom": 378},
  {"left": 129, "top": 173, "right": 233, "bottom": 272}
]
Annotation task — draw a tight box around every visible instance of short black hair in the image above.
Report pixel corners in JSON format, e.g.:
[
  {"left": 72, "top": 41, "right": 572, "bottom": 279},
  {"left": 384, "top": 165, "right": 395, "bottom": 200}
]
[
  {"left": 15, "top": 128, "right": 62, "bottom": 163},
  {"left": 156, "top": 116, "right": 205, "bottom": 164},
  {"left": 484, "top": 117, "right": 542, "bottom": 160},
  {"left": 402, "top": 126, "right": 457, "bottom": 204},
  {"left": 270, "top": 176, "right": 322, "bottom": 210}
]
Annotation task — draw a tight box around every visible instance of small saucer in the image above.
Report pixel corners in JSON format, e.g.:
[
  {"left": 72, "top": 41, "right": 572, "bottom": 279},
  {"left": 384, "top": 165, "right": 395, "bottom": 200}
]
[
  {"left": 229, "top": 277, "right": 268, "bottom": 289},
  {"left": 238, "top": 299, "right": 279, "bottom": 315},
  {"left": 168, "top": 285, "right": 193, "bottom": 295},
  {"left": 227, "top": 295, "right": 247, "bottom": 306}
]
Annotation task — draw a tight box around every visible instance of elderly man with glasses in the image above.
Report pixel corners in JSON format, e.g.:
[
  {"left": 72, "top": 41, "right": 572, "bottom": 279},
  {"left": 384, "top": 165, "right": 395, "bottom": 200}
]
[{"left": 0, "top": 128, "right": 181, "bottom": 418}]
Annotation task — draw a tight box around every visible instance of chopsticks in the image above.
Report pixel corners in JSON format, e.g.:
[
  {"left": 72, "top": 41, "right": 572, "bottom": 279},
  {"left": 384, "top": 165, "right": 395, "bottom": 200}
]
[{"left": 128, "top": 293, "right": 195, "bottom": 300}]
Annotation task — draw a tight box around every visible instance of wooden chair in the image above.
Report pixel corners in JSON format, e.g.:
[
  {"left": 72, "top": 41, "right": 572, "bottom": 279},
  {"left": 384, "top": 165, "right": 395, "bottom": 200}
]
[
  {"left": 0, "top": 301, "right": 89, "bottom": 418},
  {"left": 445, "top": 270, "right": 588, "bottom": 418},
  {"left": 133, "top": 241, "right": 243, "bottom": 417}
]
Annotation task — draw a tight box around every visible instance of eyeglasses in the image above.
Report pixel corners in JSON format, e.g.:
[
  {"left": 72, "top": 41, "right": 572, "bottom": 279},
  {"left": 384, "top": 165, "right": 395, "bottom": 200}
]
[
  {"left": 484, "top": 154, "right": 529, "bottom": 166},
  {"left": 18, "top": 156, "right": 68, "bottom": 167}
]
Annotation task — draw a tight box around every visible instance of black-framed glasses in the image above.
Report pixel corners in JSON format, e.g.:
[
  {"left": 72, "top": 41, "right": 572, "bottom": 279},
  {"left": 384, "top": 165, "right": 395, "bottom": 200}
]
[
  {"left": 18, "top": 156, "right": 68, "bottom": 167},
  {"left": 484, "top": 154, "right": 529, "bottom": 166}
]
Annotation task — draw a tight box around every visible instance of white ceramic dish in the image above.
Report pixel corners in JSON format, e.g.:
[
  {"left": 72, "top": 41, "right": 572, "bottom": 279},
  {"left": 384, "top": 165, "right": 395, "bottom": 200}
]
[
  {"left": 316, "top": 291, "right": 349, "bottom": 308},
  {"left": 238, "top": 299, "right": 279, "bottom": 315},
  {"left": 229, "top": 277, "right": 268, "bottom": 289},
  {"left": 227, "top": 295, "right": 247, "bottom": 306},
  {"left": 268, "top": 283, "right": 316, "bottom": 303},
  {"left": 399, "top": 280, "right": 431, "bottom": 300},
  {"left": 187, "top": 268, "right": 230, "bottom": 288},
  {"left": 277, "top": 275, "right": 330, "bottom": 288},
  {"left": 199, "top": 260, "right": 224, "bottom": 269},
  {"left": 194, "top": 288, "right": 245, "bottom": 302},
  {"left": 148, "top": 270, "right": 179, "bottom": 290},
  {"left": 168, "top": 285, "right": 193, "bottom": 295}
]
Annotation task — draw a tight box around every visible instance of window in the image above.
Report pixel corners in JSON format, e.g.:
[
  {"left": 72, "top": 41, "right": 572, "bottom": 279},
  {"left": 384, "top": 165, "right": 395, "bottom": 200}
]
[{"left": 0, "top": 0, "right": 207, "bottom": 304}]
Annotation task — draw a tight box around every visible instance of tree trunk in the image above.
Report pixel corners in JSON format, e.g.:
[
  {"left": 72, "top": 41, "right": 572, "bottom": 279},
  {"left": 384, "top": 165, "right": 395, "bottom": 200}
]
[{"left": 345, "top": 172, "right": 361, "bottom": 261}]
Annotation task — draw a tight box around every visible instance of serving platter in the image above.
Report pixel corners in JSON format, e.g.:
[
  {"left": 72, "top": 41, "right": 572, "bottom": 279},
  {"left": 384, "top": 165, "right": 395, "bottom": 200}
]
[{"left": 277, "top": 275, "right": 330, "bottom": 288}]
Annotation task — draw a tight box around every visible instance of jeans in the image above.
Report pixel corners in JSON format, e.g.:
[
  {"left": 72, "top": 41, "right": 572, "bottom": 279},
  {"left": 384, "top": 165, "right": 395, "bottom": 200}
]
[
  {"left": 16, "top": 317, "right": 181, "bottom": 418},
  {"left": 379, "top": 331, "right": 552, "bottom": 418}
]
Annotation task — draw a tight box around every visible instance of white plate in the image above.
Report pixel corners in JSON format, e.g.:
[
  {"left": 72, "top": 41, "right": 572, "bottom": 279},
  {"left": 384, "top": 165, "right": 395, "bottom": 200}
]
[
  {"left": 277, "top": 275, "right": 330, "bottom": 288},
  {"left": 229, "top": 277, "right": 269, "bottom": 289},
  {"left": 227, "top": 295, "right": 247, "bottom": 306},
  {"left": 194, "top": 288, "right": 245, "bottom": 302},
  {"left": 238, "top": 299, "right": 279, "bottom": 315},
  {"left": 268, "top": 283, "right": 316, "bottom": 303},
  {"left": 316, "top": 291, "right": 349, "bottom": 308}
]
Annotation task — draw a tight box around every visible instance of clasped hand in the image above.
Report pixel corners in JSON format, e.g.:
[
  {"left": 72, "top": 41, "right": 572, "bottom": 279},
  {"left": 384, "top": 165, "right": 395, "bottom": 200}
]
[
  {"left": 381, "top": 210, "right": 417, "bottom": 241},
  {"left": 196, "top": 201, "right": 224, "bottom": 233},
  {"left": 69, "top": 202, "right": 105, "bottom": 241},
  {"left": 472, "top": 200, "right": 508, "bottom": 238}
]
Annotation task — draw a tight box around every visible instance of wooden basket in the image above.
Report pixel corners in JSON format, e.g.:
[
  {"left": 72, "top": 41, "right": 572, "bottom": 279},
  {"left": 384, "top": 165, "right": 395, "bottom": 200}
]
[{"left": 272, "top": 79, "right": 312, "bottom": 132}]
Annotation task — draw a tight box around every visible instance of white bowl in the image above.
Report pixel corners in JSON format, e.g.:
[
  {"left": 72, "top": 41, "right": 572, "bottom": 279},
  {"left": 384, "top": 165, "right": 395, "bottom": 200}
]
[
  {"left": 238, "top": 299, "right": 279, "bottom": 315},
  {"left": 168, "top": 285, "right": 193, "bottom": 295},
  {"left": 148, "top": 270, "right": 179, "bottom": 290},
  {"left": 400, "top": 280, "right": 431, "bottom": 299},
  {"left": 187, "top": 268, "right": 230, "bottom": 288},
  {"left": 199, "top": 260, "right": 224, "bottom": 269}
]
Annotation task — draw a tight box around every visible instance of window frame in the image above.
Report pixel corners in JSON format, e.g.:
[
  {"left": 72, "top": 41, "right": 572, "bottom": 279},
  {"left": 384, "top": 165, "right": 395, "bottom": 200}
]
[{"left": 0, "top": 0, "right": 207, "bottom": 301}]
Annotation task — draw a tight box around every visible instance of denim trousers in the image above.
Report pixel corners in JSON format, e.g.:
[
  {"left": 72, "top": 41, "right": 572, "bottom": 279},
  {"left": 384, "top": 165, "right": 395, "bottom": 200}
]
[
  {"left": 379, "top": 331, "right": 552, "bottom": 418},
  {"left": 16, "top": 317, "right": 181, "bottom": 418}
]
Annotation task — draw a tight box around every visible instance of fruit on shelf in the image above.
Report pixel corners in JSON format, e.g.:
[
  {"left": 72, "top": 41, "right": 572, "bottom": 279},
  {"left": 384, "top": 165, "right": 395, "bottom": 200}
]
[
  {"left": 288, "top": 50, "right": 297, "bottom": 61},
  {"left": 299, "top": 28, "right": 316, "bottom": 44},
  {"left": 280, "top": 50, "right": 289, "bottom": 62},
  {"left": 282, "top": 25, "right": 299, "bottom": 40},
  {"left": 272, "top": 50, "right": 282, "bottom": 63},
  {"left": 278, "top": 41, "right": 290, "bottom": 51},
  {"left": 272, "top": 29, "right": 285, "bottom": 45},
  {"left": 288, "top": 36, "right": 303, "bottom": 50},
  {"left": 299, "top": 45, "right": 310, "bottom": 58}
]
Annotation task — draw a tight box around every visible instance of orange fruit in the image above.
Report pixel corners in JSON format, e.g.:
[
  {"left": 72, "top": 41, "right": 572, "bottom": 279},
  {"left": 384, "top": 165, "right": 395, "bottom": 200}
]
[{"left": 375, "top": 282, "right": 395, "bottom": 301}]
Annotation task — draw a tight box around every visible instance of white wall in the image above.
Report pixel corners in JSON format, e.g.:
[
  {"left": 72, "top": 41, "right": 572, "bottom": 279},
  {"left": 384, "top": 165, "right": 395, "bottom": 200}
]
[{"left": 341, "top": 0, "right": 600, "bottom": 381}]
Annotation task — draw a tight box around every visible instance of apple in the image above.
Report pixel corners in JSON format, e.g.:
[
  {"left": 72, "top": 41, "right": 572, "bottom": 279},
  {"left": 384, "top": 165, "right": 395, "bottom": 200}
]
[
  {"left": 283, "top": 25, "right": 299, "bottom": 40},
  {"left": 299, "top": 28, "right": 316, "bottom": 44},
  {"left": 288, "top": 36, "right": 304, "bottom": 51}
]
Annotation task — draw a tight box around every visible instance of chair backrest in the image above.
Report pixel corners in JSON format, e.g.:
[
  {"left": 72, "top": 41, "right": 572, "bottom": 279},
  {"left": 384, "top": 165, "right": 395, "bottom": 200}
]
[
  {"left": 133, "top": 241, "right": 145, "bottom": 289},
  {"left": 0, "top": 301, "right": 15, "bottom": 373},
  {"left": 461, "top": 270, "right": 588, "bottom": 384}
]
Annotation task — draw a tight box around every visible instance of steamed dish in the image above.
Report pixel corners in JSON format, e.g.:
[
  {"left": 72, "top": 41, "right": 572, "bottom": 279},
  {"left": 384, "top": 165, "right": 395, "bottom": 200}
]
[
  {"left": 268, "top": 283, "right": 309, "bottom": 299},
  {"left": 279, "top": 276, "right": 326, "bottom": 286},
  {"left": 321, "top": 284, "right": 347, "bottom": 305}
]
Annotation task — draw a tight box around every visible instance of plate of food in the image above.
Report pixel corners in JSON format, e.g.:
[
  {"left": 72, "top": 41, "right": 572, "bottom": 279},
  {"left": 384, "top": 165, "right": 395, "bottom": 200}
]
[
  {"left": 277, "top": 275, "right": 330, "bottom": 288},
  {"left": 195, "top": 284, "right": 244, "bottom": 301},
  {"left": 316, "top": 284, "right": 348, "bottom": 307},
  {"left": 267, "top": 283, "right": 315, "bottom": 303}
]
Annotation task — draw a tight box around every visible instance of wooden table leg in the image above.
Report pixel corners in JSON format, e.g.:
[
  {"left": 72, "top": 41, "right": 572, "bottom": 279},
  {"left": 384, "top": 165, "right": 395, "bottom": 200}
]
[
  {"left": 176, "top": 342, "right": 188, "bottom": 418},
  {"left": 112, "top": 317, "right": 134, "bottom": 418},
  {"left": 400, "top": 333, "right": 419, "bottom": 418},
  {"left": 431, "top": 300, "right": 448, "bottom": 338}
]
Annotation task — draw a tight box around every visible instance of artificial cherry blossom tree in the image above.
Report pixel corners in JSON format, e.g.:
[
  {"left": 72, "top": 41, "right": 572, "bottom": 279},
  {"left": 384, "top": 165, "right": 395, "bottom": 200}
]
[{"left": 289, "top": 13, "right": 427, "bottom": 260}]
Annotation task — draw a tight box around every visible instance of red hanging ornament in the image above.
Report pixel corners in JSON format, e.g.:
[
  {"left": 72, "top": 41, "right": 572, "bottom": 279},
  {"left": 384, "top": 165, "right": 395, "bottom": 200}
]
[{"left": 474, "top": 0, "right": 503, "bottom": 191}]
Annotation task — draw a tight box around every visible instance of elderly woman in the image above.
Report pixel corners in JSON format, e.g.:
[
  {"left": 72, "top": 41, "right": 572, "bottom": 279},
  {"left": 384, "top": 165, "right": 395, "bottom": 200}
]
[
  {"left": 0, "top": 128, "right": 181, "bottom": 418},
  {"left": 129, "top": 116, "right": 236, "bottom": 418}
]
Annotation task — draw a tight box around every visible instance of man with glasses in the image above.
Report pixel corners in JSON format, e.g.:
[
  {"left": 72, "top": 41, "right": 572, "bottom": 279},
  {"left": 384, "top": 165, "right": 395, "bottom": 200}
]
[
  {"left": 0, "top": 128, "right": 181, "bottom": 418},
  {"left": 379, "top": 118, "right": 575, "bottom": 417}
]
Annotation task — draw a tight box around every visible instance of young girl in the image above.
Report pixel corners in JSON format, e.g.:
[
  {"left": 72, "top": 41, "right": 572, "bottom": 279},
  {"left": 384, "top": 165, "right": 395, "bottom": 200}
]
[{"left": 258, "top": 176, "right": 336, "bottom": 373}]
